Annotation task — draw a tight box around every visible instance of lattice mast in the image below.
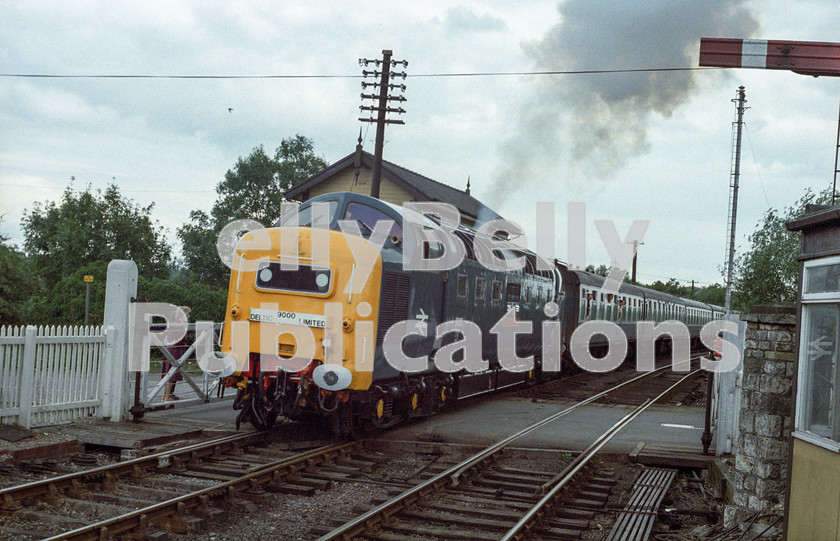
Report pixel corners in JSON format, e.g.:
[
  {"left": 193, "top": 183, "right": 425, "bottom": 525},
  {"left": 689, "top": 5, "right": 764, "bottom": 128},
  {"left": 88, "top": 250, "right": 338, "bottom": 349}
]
[
  {"left": 724, "top": 86, "right": 748, "bottom": 314},
  {"left": 833, "top": 98, "right": 840, "bottom": 205}
]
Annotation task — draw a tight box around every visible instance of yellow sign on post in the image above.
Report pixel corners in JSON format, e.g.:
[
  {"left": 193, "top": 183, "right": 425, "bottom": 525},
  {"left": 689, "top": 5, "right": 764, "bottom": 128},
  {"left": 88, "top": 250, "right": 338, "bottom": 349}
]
[{"left": 83, "top": 275, "right": 94, "bottom": 283}]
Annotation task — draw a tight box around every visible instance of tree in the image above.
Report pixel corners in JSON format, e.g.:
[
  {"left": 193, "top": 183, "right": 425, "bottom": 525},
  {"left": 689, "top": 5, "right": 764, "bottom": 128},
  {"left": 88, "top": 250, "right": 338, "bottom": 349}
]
[
  {"left": 176, "top": 210, "right": 226, "bottom": 286},
  {"left": 28, "top": 261, "right": 108, "bottom": 325},
  {"left": 179, "top": 135, "right": 328, "bottom": 287},
  {"left": 22, "top": 184, "right": 171, "bottom": 286},
  {"left": 733, "top": 187, "right": 833, "bottom": 310},
  {"left": 585, "top": 264, "right": 609, "bottom": 277},
  {"left": 19, "top": 184, "right": 172, "bottom": 324},
  {"left": 645, "top": 278, "right": 688, "bottom": 297},
  {"left": 693, "top": 283, "right": 726, "bottom": 306},
  {"left": 0, "top": 230, "right": 42, "bottom": 325},
  {"left": 137, "top": 276, "right": 228, "bottom": 322},
  {"left": 210, "top": 137, "right": 328, "bottom": 228}
]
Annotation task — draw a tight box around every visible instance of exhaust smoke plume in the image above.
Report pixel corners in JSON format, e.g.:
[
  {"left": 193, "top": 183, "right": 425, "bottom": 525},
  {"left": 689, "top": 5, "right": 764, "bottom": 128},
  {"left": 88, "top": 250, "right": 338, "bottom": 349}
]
[{"left": 487, "top": 1, "right": 759, "bottom": 208}]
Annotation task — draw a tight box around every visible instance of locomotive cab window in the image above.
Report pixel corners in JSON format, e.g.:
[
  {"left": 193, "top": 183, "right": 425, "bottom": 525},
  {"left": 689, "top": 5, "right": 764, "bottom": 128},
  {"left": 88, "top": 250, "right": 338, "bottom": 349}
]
[
  {"left": 278, "top": 200, "right": 339, "bottom": 227},
  {"left": 796, "top": 257, "right": 840, "bottom": 447},
  {"left": 344, "top": 202, "right": 403, "bottom": 240}
]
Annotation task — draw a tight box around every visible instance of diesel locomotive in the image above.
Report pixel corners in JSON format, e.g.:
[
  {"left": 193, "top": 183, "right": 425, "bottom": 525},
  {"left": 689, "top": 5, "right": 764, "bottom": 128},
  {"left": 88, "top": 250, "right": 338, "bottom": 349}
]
[{"left": 220, "top": 191, "right": 723, "bottom": 435}]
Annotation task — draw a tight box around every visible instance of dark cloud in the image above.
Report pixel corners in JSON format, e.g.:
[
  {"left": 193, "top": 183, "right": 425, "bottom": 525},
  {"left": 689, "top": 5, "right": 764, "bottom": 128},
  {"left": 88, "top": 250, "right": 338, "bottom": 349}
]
[{"left": 487, "top": 0, "right": 759, "bottom": 207}]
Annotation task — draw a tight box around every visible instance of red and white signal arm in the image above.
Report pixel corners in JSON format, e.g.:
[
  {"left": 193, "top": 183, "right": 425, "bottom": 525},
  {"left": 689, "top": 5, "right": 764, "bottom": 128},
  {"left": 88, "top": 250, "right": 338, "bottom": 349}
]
[{"left": 699, "top": 38, "right": 840, "bottom": 77}]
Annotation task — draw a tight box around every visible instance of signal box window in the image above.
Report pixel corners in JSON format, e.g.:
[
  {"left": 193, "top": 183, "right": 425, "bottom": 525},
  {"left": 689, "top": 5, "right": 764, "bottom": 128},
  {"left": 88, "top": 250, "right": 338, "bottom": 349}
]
[{"left": 796, "top": 257, "right": 840, "bottom": 447}]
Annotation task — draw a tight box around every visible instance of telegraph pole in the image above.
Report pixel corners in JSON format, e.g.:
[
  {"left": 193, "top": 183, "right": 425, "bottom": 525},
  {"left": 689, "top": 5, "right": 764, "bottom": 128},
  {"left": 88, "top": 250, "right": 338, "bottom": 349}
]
[
  {"left": 724, "top": 86, "right": 747, "bottom": 315},
  {"left": 359, "top": 50, "right": 407, "bottom": 198},
  {"left": 631, "top": 241, "right": 643, "bottom": 284}
]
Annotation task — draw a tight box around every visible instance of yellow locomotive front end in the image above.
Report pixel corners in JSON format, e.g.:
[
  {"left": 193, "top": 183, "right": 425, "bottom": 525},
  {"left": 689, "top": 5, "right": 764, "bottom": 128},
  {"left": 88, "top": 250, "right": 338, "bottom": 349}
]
[{"left": 220, "top": 225, "right": 383, "bottom": 430}]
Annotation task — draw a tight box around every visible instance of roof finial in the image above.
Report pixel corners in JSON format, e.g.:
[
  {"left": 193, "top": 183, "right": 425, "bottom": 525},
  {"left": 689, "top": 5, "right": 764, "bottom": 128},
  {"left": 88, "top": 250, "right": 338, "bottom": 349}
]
[
  {"left": 465, "top": 175, "right": 471, "bottom": 195},
  {"left": 353, "top": 128, "right": 364, "bottom": 184}
]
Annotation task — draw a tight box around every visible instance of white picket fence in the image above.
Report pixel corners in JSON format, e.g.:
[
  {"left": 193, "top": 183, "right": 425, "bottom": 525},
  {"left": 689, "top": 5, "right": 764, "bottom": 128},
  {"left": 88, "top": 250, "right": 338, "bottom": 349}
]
[{"left": 0, "top": 325, "right": 115, "bottom": 428}]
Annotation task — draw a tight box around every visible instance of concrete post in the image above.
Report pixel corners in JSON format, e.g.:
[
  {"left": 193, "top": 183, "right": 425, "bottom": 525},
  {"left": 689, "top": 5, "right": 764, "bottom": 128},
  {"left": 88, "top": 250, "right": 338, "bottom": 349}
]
[
  {"left": 715, "top": 314, "right": 747, "bottom": 455},
  {"left": 102, "top": 260, "right": 138, "bottom": 422},
  {"left": 99, "top": 326, "right": 116, "bottom": 419}
]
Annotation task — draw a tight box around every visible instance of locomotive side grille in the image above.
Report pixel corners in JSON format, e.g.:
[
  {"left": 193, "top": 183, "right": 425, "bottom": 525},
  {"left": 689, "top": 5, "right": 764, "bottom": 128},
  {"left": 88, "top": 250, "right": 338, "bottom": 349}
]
[{"left": 378, "top": 272, "right": 411, "bottom": 343}]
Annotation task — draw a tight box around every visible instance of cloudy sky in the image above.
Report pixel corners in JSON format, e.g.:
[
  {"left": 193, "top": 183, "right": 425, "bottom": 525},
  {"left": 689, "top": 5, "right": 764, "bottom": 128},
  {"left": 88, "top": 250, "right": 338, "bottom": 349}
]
[{"left": 2, "top": 0, "right": 839, "bottom": 287}]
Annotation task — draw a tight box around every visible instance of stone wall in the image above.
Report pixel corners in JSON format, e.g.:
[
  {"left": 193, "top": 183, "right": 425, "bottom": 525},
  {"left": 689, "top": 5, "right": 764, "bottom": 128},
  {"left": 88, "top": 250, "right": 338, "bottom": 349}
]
[{"left": 725, "top": 303, "right": 796, "bottom": 526}]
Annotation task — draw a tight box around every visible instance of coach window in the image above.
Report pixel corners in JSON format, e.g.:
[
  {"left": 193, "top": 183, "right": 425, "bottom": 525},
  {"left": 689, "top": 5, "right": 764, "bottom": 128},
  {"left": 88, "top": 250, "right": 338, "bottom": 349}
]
[
  {"left": 796, "top": 257, "right": 840, "bottom": 447},
  {"left": 583, "top": 290, "right": 592, "bottom": 319}
]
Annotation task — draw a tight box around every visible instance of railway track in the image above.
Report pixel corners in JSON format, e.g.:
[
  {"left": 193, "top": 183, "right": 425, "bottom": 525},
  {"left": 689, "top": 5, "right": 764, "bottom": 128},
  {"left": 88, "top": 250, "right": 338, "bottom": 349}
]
[
  {"left": 313, "top": 357, "right": 706, "bottom": 540},
  {"left": 0, "top": 425, "right": 385, "bottom": 540},
  {"left": 516, "top": 351, "right": 710, "bottom": 406},
  {"left": 0, "top": 356, "right": 708, "bottom": 540}
]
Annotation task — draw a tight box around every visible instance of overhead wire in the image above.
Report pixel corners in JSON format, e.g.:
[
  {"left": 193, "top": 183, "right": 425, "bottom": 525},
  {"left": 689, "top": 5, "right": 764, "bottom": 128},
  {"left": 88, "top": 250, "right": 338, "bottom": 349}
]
[
  {"left": 742, "top": 123, "right": 772, "bottom": 210},
  {"left": 0, "top": 66, "right": 721, "bottom": 80}
]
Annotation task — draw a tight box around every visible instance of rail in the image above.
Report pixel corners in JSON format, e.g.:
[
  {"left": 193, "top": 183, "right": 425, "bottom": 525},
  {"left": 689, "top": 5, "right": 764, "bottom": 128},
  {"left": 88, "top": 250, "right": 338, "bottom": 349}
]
[
  {"left": 501, "top": 369, "right": 702, "bottom": 540},
  {"left": 316, "top": 357, "right": 704, "bottom": 540},
  {"left": 0, "top": 432, "right": 266, "bottom": 507},
  {"left": 42, "top": 440, "right": 362, "bottom": 541}
]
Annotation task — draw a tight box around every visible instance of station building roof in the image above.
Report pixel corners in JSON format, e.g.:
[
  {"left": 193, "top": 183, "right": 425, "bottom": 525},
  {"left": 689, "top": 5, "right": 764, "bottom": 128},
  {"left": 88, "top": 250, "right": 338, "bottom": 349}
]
[{"left": 284, "top": 149, "right": 503, "bottom": 229}]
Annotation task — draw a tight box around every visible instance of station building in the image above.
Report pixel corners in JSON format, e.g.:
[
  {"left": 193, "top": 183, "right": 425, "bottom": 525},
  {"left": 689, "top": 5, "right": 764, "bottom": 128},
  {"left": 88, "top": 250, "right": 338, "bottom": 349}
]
[{"left": 785, "top": 204, "right": 840, "bottom": 539}]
